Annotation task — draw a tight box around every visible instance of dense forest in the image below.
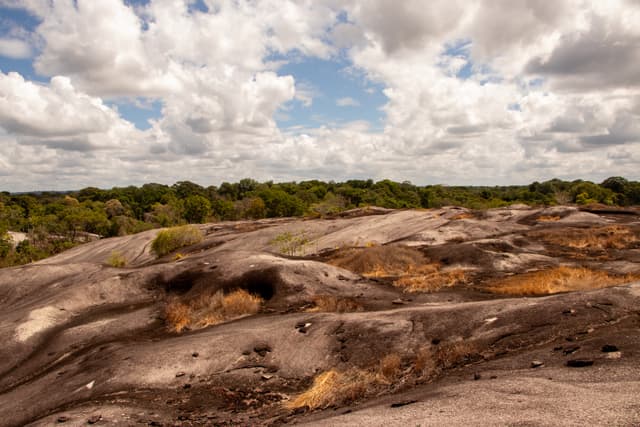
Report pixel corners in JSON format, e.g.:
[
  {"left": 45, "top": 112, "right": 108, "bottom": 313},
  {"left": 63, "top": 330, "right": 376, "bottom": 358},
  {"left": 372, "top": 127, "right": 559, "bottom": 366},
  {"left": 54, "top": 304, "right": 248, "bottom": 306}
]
[{"left": 1, "top": 176, "right": 638, "bottom": 267}]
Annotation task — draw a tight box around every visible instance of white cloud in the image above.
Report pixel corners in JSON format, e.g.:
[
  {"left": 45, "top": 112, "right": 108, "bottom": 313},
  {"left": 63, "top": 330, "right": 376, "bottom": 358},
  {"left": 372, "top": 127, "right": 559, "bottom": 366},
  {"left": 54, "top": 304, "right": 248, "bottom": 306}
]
[
  {"left": 0, "top": 72, "right": 135, "bottom": 150},
  {"left": 0, "top": 37, "right": 32, "bottom": 59},
  {"left": 0, "top": 0, "right": 639, "bottom": 191},
  {"left": 336, "top": 97, "right": 360, "bottom": 107}
]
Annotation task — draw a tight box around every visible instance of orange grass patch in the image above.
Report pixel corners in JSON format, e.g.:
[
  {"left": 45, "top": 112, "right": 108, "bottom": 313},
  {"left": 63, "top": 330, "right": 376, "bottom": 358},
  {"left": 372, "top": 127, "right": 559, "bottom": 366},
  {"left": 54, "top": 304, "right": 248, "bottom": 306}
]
[
  {"left": 535, "top": 225, "right": 639, "bottom": 250},
  {"left": 536, "top": 215, "right": 561, "bottom": 222},
  {"left": 286, "top": 369, "right": 375, "bottom": 410},
  {"left": 329, "top": 244, "right": 467, "bottom": 292},
  {"left": 485, "top": 266, "right": 639, "bottom": 296},
  {"left": 451, "top": 212, "right": 475, "bottom": 220},
  {"left": 308, "top": 295, "right": 363, "bottom": 313},
  {"left": 165, "top": 289, "right": 263, "bottom": 332},
  {"left": 393, "top": 268, "right": 468, "bottom": 293},
  {"left": 328, "top": 244, "right": 426, "bottom": 277}
]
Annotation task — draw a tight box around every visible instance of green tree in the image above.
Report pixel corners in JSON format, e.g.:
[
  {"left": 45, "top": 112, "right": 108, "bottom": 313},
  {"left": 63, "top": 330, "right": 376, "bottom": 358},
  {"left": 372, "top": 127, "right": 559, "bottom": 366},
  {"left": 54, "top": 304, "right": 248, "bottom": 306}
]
[{"left": 183, "top": 195, "right": 211, "bottom": 223}]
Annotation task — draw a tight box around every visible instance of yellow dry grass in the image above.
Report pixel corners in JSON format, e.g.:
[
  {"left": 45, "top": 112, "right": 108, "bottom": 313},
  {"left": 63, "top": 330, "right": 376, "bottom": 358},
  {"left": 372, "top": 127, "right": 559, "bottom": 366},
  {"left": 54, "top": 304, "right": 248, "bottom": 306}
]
[
  {"left": 379, "top": 354, "right": 402, "bottom": 380},
  {"left": 413, "top": 347, "right": 435, "bottom": 376},
  {"left": 393, "top": 267, "right": 467, "bottom": 293},
  {"left": 451, "top": 212, "right": 475, "bottom": 220},
  {"left": 486, "top": 266, "right": 639, "bottom": 296},
  {"left": 165, "top": 289, "right": 263, "bottom": 332},
  {"left": 536, "top": 225, "right": 639, "bottom": 250},
  {"left": 286, "top": 369, "right": 375, "bottom": 410},
  {"left": 434, "top": 341, "right": 479, "bottom": 369},
  {"left": 328, "top": 244, "right": 426, "bottom": 277},
  {"left": 536, "top": 215, "right": 561, "bottom": 222},
  {"left": 329, "top": 244, "right": 467, "bottom": 292},
  {"left": 308, "top": 295, "right": 363, "bottom": 313}
]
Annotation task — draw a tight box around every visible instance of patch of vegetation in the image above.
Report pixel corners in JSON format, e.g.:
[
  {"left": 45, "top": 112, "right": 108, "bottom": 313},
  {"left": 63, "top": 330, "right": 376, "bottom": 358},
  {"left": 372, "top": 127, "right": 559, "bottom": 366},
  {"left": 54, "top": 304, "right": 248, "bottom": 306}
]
[
  {"left": 165, "top": 289, "right": 263, "bottom": 333},
  {"left": 151, "top": 225, "right": 203, "bottom": 257},
  {"left": 107, "top": 250, "right": 127, "bottom": 267},
  {"left": 2, "top": 176, "right": 639, "bottom": 267},
  {"left": 536, "top": 215, "right": 561, "bottom": 222},
  {"left": 486, "top": 266, "right": 640, "bottom": 295},
  {"left": 308, "top": 295, "right": 363, "bottom": 313},
  {"left": 329, "top": 244, "right": 468, "bottom": 292},
  {"left": 378, "top": 354, "right": 402, "bottom": 381},
  {"left": 328, "top": 244, "right": 426, "bottom": 276},
  {"left": 271, "top": 231, "right": 310, "bottom": 256},
  {"left": 287, "top": 341, "right": 481, "bottom": 411},
  {"left": 535, "top": 225, "right": 640, "bottom": 250},
  {"left": 286, "top": 368, "right": 376, "bottom": 410},
  {"left": 393, "top": 267, "right": 468, "bottom": 293}
]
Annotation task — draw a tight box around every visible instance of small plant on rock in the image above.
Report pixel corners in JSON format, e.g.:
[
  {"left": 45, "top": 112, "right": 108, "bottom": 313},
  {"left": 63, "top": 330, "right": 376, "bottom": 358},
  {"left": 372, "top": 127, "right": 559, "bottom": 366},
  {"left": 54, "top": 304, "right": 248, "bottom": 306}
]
[
  {"left": 151, "top": 225, "right": 203, "bottom": 257},
  {"left": 271, "top": 230, "right": 310, "bottom": 256},
  {"left": 107, "top": 250, "right": 127, "bottom": 267}
]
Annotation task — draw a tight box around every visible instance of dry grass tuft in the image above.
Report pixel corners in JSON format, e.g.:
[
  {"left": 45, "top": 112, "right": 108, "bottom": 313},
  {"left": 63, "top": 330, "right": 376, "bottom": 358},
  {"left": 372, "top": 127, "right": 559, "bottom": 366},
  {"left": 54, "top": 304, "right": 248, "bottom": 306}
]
[
  {"left": 165, "top": 289, "right": 263, "bottom": 332},
  {"left": 413, "top": 347, "right": 435, "bottom": 377},
  {"left": 434, "top": 341, "right": 479, "bottom": 369},
  {"left": 535, "top": 225, "right": 639, "bottom": 250},
  {"left": 328, "top": 244, "right": 426, "bottom": 277},
  {"left": 308, "top": 295, "right": 363, "bottom": 313},
  {"left": 329, "top": 244, "right": 467, "bottom": 293},
  {"left": 164, "top": 300, "right": 191, "bottom": 332},
  {"left": 486, "top": 266, "right": 639, "bottom": 296},
  {"left": 536, "top": 215, "right": 561, "bottom": 222},
  {"left": 379, "top": 354, "right": 402, "bottom": 380},
  {"left": 393, "top": 268, "right": 468, "bottom": 293},
  {"left": 286, "top": 369, "right": 375, "bottom": 410},
  {"left": 451, "top": 212, "right": 475, "bottom": 220}
]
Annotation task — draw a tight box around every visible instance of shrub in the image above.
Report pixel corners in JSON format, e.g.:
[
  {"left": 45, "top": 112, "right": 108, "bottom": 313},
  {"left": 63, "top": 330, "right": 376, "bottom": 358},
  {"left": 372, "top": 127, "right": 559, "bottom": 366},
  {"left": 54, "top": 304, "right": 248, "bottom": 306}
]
[
  {"left": 107, "top": 250, "right": 127, "bottom": 267},
  {"left": 271, "top": 231, "right": 310, "bottom": 256},
  {"left": 151, "top": 225, "right": 203, "bottom": 257}
]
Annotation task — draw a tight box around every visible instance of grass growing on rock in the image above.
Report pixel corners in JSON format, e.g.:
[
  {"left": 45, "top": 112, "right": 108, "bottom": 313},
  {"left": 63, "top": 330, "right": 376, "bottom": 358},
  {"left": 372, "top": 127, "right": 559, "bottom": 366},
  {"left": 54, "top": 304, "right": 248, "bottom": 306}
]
[
  {"left": 287, "top": 344, "right": 477, "bottom": 411},
  {"left": 165, "top": 289, "right": 263, "bottom": 332},
  {"left": 393, "top": 266, "right": 468, "bottom": 292},
  {"left": 486, "top": 266, "right": 639, "bottom": 296},
  {"left": 329, "top": 244, "right": 468, "bottom": 292},
  {"left": 534, "top": 225, "right": 640, "bottom": 250},
  {"left": 328, "top": 244, "right": 426, "bottom": 276},
  {"left": 106, "top": 250, "right": 127, "bottom": 267},
  {"left": 151, "top": 225, "right": 203, "bottom": 257},
  {"left": 308, "top": 295, "right": 364, "bottom": 313}
]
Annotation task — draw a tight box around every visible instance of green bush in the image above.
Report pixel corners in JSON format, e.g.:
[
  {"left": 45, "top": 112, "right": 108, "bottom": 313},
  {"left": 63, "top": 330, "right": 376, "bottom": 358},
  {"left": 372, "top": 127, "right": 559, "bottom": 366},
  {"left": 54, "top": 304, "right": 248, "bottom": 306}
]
[
  {"left": 107, "top": 250, "right": 127, "bottom": 267},
  {"left": 151, "top": 225, "right": 203, "bottom": 257}
]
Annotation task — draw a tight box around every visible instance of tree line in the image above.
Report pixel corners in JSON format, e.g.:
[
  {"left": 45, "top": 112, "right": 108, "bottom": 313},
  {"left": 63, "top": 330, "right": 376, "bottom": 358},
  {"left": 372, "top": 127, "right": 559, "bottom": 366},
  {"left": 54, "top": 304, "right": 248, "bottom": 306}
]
[{"left": 1, "top": 176, "right": 638, "bottom": 267}]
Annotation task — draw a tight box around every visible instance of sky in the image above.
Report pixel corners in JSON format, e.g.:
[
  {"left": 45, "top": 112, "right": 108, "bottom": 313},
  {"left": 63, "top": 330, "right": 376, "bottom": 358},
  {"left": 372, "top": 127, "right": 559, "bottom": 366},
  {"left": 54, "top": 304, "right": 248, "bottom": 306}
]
[{"left": 0, "top": 0, "right": 639, "bottom": 191}]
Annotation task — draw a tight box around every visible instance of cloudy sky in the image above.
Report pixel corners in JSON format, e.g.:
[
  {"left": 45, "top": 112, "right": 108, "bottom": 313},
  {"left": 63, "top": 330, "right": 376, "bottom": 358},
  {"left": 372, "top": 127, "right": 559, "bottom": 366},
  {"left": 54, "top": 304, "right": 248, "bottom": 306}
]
[{"left": 0, "top": 0, "right": 639, "bottom": 191}]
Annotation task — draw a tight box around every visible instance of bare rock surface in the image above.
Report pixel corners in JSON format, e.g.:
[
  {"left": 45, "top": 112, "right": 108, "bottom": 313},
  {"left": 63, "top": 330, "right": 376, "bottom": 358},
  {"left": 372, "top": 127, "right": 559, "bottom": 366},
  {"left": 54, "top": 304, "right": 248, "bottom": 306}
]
[{"left": 0, "top": 206, "right": 639, "bottom": 426}]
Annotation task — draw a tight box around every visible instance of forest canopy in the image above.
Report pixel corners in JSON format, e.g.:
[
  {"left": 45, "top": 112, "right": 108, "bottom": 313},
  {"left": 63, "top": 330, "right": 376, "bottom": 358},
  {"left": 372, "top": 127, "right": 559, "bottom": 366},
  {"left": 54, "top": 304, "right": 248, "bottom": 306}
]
[{"left": 1, "top": 177, "right": 639, "bottom": 267}]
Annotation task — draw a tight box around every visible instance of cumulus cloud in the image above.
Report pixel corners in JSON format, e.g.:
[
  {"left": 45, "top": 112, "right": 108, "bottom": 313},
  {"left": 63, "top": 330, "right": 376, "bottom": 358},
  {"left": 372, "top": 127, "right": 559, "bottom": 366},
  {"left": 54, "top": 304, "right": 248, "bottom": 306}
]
[
  {"left": 0, "top": 0, "right": 639, "bottom": 191},
  {"left": 0, "top": 37, "right": 32, "bottom": 59},
  {"left": 0, "top": 72, "right": 134, "bottom": 149}
]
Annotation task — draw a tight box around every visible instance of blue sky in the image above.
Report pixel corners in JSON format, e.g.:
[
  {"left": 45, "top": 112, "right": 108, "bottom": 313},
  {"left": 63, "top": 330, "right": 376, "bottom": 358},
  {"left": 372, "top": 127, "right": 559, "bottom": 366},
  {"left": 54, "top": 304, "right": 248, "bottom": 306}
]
[
  {"left": 0, "top": 0, "right": 638, "bottom": 191},
  {"left": 275, "top": 56, "right": 388, "bottom": 131}
]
